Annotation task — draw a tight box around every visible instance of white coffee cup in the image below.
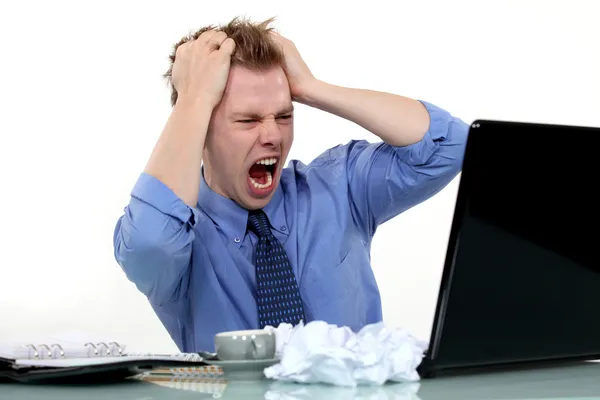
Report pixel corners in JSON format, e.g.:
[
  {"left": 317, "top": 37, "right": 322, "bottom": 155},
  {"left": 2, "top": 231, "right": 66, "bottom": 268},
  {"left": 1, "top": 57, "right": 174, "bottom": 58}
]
[{"left": 214, "top": 329, "right": 276, "bottom": 361}]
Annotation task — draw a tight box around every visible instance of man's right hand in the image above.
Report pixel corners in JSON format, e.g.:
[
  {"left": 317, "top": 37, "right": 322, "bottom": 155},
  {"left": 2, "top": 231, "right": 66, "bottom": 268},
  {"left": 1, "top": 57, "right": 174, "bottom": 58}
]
[
  {"left": 142, "top": 30, "right": 235, "bottom": 207},
  {"left": 171, "top": 30, "right": 236, "bottom": 108}
]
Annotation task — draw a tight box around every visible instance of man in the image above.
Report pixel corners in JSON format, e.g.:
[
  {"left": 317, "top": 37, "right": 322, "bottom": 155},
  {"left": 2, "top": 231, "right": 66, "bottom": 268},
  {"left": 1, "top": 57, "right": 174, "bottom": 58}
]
[{"left": 113, "top": 17, "right": 469, "bottom": 352}]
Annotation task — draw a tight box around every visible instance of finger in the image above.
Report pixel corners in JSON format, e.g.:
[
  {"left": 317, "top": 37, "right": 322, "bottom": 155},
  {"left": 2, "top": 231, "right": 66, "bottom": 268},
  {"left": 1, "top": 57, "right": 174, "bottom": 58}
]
[
  {"left": 218, "top": 37, "right": 236, "bottom": 56},
  {"left": 197, "top": 29, "right": 217, "bottom": 44},
  {"left": 208, "top": 31, "right": 228, "bottom": 49},
  {"left": 175, "top": 41, "right": 189, "bottom": 58},
  {"left": 268, "top": 31, "right": 284, "bottom": 50}
]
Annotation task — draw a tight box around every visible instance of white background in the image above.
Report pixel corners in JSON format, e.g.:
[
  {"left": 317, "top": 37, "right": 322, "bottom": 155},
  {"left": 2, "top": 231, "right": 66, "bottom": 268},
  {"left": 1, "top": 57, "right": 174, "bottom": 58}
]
[{"left": 0, "top": 0, "right": 598, "bottom": 353}]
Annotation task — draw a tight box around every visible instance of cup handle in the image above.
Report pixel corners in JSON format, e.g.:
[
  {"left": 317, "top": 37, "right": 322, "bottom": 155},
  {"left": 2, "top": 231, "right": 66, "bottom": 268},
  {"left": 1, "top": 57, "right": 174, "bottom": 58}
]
[{"left": 251, "top": 338, "right": 268, "bottom": 360}]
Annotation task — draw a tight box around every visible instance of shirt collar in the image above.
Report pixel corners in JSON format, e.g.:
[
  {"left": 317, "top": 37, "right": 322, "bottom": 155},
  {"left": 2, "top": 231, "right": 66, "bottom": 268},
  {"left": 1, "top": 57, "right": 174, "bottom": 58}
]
[{"left": 197, "top": 168, "right": 288, "bottom": 247}]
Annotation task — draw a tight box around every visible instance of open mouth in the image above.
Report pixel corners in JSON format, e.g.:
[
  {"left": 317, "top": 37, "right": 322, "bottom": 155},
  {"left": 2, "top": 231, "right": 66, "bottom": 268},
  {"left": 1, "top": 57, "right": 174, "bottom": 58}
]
[{"left": 247, "top": 157, "right": 278, "bottom": 195}]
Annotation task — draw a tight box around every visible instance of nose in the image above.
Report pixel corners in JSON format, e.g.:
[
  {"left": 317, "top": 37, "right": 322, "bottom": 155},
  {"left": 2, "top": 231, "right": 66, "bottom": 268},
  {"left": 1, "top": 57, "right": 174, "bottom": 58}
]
[{"left": 258, "top": 119, "right": 282, "bottom": 148}]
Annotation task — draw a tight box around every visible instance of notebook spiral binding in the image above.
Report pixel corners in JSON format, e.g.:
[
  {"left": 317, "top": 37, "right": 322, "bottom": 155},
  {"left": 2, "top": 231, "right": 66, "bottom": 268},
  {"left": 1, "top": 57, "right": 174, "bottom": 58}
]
[{"left": 23, "top": 342, "right": 125, "bottom": 359}]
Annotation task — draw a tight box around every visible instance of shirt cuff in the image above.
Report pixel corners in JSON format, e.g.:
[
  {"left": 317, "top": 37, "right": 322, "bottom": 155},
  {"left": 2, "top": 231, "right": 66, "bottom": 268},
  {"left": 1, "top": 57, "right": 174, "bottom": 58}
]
[
  {"left": 391, "top": 100, "right": 453, "bottom": 165},
  {"left": 130, "top": 172, "right": 200, "bottom": 226}
]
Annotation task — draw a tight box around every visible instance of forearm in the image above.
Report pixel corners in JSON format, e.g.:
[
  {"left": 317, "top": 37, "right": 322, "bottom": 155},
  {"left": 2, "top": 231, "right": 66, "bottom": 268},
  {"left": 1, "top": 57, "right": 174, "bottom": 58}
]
[
  {"left": 298, "top": 80, "right": 430, "bottom": 147},
  {"left": 144, "top": 98, "right": 213, "bottom": 206}
]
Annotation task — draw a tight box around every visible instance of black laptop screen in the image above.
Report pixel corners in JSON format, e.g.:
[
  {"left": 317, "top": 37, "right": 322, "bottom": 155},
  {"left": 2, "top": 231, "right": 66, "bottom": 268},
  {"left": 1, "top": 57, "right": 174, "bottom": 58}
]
[{"left": 429, "top": 120, "right": 600, "bottom": 372}]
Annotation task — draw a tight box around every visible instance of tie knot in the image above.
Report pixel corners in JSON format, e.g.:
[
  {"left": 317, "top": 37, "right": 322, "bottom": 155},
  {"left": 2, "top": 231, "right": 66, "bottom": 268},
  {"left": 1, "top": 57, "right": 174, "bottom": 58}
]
[{"left": 247, "top": 209, "right": 271, "bottom": 237}]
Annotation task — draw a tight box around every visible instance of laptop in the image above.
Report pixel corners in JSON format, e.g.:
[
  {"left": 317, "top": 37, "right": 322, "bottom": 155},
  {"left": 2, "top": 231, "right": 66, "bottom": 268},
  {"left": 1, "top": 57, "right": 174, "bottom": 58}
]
[{"left": 417, "top": 119, "right": 600, "bottom": 378}]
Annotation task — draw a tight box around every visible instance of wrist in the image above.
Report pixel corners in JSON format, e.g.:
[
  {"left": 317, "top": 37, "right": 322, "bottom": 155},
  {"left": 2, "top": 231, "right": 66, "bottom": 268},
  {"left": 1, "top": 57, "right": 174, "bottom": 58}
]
[
  {"left": 294, "top": 78, "right": 329, "bottom": 107},
  {"left": 173, "top": 95, "right": 216, "bottom": 119},
  {"left": 175, "top": 93, "right": 215, "bottom": 110}
]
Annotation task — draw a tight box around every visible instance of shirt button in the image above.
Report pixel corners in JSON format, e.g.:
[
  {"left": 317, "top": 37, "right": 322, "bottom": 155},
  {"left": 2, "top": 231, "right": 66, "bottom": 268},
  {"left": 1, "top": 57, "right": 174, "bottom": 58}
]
[
  {"left": 234, "top": 237, "right": 241, "bottom": 243},
  {"left": 281, "top": 226, "right": 286, "bottom": 231}
]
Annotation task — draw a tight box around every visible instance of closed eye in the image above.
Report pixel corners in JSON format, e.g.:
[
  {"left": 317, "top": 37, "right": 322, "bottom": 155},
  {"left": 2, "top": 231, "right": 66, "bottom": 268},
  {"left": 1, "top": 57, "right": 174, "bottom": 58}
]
[{"left": 236, "top": 115, "right": 292, "bottom": 123}]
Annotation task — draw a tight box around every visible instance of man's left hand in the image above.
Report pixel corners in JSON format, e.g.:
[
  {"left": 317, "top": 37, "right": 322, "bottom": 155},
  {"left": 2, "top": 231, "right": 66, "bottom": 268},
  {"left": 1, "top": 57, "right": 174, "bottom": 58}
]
[{"left": 270, "top": 32, "right": 317, "bottom": 103}]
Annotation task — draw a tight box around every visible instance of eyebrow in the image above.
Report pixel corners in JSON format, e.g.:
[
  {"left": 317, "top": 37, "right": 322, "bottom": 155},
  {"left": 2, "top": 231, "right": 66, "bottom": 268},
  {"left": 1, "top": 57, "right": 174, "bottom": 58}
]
[{"left": 231, "top": 105, "right": 294, "bottom": 119}]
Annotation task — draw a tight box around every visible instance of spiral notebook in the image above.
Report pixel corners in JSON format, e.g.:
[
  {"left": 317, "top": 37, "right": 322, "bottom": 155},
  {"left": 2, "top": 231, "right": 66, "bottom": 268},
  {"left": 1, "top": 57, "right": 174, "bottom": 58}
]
[{"left": 0, "top": 339, "right": 211, "bottom": 383}]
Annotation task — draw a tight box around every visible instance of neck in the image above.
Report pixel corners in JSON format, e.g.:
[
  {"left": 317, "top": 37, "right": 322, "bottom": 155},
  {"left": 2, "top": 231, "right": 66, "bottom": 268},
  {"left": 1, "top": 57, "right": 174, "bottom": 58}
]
[{"left": 202, "top": 164, "right": 227, "bottom": 198}]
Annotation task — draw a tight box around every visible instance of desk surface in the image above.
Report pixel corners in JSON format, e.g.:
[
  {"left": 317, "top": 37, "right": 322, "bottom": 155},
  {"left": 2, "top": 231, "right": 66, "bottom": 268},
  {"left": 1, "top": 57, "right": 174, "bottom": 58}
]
[{"left": 1, "top": 361, "right": 600, "bottom": 399}]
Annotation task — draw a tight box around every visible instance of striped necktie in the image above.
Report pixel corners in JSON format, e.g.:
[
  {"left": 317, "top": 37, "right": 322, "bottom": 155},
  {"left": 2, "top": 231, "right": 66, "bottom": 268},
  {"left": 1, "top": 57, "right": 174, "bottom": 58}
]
[{"left": 247, "top": 209, "right": 306, "bottom": 328}]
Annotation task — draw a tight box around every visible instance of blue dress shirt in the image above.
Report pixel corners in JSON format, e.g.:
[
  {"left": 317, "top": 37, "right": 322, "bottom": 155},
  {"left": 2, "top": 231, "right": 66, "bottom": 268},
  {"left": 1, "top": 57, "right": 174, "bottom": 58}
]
[{"left": 113, "top": 100, "right": 469, "bottom": 352}]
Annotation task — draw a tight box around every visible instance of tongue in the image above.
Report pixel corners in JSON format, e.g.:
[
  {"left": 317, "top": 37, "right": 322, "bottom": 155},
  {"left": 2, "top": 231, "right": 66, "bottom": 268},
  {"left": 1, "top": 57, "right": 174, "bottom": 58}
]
[
  {"left": 249, "top": 164, "right": 268, "bottom": 184},
  {"left": 249, "top": 164, "right": 267, "bottom": 178}
]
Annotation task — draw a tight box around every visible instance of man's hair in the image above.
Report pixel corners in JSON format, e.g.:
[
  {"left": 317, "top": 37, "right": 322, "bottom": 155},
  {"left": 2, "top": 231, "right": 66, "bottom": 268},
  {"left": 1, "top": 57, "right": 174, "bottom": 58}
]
[{"left": 163, "top": 16, "right": 284, "bottom": 107}]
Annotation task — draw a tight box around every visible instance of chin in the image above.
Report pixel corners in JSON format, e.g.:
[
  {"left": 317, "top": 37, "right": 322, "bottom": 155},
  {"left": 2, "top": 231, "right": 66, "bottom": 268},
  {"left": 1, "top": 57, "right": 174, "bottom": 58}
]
[{"left": 242, "top": 199, "right": 270, "bottom": 211}]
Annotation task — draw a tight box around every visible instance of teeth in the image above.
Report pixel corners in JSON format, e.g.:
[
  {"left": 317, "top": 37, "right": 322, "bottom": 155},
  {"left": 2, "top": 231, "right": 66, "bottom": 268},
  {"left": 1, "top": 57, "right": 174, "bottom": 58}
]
[
  {"left": 250, "top": 171, "right": 273, "bottom": 189},
  {"left": 256, "top": 158, "right": 277, "bottom": 166}
]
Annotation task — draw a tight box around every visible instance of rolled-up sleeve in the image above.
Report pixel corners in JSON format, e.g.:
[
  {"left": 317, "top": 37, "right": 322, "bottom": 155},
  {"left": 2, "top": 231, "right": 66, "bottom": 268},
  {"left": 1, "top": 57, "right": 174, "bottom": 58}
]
[
  {"left": 345, "top": 100, "right": 469, "bottom": 237},
  {"left": 113, "top": 172, "right": 200, "bottom": 306}
]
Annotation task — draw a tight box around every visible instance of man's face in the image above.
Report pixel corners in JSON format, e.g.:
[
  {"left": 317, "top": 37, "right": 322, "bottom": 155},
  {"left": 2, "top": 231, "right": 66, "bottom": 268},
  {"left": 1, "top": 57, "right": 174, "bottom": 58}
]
[{"left": 203, "top": 65, "right": 294, "bottom": 210}]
